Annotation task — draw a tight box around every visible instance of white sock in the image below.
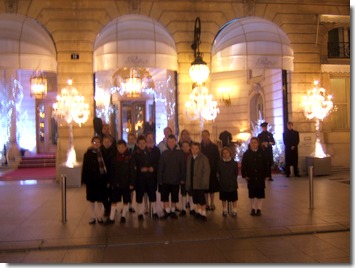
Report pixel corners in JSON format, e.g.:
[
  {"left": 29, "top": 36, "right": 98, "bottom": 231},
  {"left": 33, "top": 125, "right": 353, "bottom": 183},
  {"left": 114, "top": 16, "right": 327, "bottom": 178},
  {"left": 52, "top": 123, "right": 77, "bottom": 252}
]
[
  {"left": 201, "top": 210, "right": 206, "bottom": 216},
  {"left": 122, "top": 204, "right": 129, "bottom": 218},
  {"left": 90, "top": 202, "right": 96, "bottom": 218},
  {"left": 137, "top": 203, "right": 144, "bottom": 215},
  {"left": 182, "top": 196, "right": 187, "bottom": 210},
  {"left": 198, "top": 208, "right": 202, "bottom": 215},
  {"left": 109, "top": 204, "right": 117, "bottom": 220},
  {"left": 250, "top": 198, "right": 256, "bottom": 210},
  {"left": 151, "top": 202, "right": 156, "bottom": 214},
  {"left": 256, "top": 199, "right": 263, "bottom": 210}
]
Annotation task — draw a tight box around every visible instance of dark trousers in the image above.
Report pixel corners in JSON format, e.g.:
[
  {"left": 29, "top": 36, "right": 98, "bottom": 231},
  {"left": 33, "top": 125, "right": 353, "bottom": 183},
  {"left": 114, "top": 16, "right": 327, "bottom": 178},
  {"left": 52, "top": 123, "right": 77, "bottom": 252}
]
[{"left": 285, "top": 148, "right": 299, "bottom": 176}]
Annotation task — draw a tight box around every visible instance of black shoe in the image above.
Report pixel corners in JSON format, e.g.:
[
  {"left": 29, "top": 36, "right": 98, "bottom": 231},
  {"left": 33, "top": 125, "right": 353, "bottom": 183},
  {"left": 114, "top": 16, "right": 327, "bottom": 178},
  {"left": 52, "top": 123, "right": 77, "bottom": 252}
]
[
  {"left": 206, "top": 206, "right": 211, "bottom": 211},
  {"left": 256, "top": 209, "right": 261, "bottom": 216},
  {"left": 174, "top": 208, "right": 180, "bottom": 212},
  {"left": 190, "top": 210, "right": 196, "bottom": 216},
  {"left": 210, "top": 205, "right": 216, "bottom": 211},
  {"left": 129, "top": 207, "right": 135, "bottom": 213},
  {"left": 162, "top": 211, "right": 170, "bottom": 219},
  {"left": 106, "top": 218, "right": 115, "bottom": 224},
  {"left": 194, "top": 213, "right": 201, "bottom": 220},
  {"left": 222, "top": 211, "right": 228, "bottom": 217},
  {"left": 97, "top": 218, "right": 104, "bottom": 224},
  {"left": 120, "top": 217, "right": 126, "bottom": 224},
  {"left": 152, "top": 213, "right": 159, "bottom": 220},
  {"left": 200, "top": 215, "right": 207, "bottom": 222},
  {"left": 138, "top": 214, "right": 144, "bottom": 221},
  {"left": 231, "top": 212, "right": 237, "bottom": 217},
  {"left": 180, "top": 210, "right": 187, "bottom": 216},
  {"left": 89, "top": 218, "right": 96, "bottom": 224},
  {"left": 250, "top": 209, "right": 256, "bottom": 216},
  {"left": 170, "top": 212, "right": 178, "bottom": 219}
]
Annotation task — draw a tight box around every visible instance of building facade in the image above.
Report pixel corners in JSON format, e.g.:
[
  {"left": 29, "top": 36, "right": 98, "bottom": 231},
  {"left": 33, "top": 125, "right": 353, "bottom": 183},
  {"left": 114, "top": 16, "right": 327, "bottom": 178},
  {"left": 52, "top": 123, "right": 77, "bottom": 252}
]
[{"left": 0, "top": 0, "right": 350, "bottom": 177}]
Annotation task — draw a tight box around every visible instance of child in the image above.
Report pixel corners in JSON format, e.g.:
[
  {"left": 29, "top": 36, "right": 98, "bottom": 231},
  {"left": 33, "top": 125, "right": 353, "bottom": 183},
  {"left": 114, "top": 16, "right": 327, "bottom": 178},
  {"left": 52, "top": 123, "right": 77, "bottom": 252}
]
[
  {"left": 185, "top": 142, "right": 210, "bottom": 221},
  {"left": 107, "top": 139, "right": 136, "bottom": 224},
  {"left": 180, "top": 140, "right": 194, "bottom": 216},
  {"left": 81, "top": 136, "right": 107, "bottom": 224},
  {"left": 218, "top": 147, "right": 239, "bottom": 217},
  {"left": 241, "top": 137, "right": 269, "bottom": 216},
  {"left": 158, "top": 134, "right": 185, "bottom": 219},
  {"left": 133, "top": 135, "right": 160, "bottom": 221}
]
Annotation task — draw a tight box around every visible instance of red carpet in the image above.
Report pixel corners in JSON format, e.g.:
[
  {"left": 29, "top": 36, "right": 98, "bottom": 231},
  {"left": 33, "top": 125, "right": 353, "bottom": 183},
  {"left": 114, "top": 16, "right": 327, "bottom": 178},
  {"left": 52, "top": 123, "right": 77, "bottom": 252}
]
[{"left": 0, "top": 167, "right": 56, "bottom": 181}]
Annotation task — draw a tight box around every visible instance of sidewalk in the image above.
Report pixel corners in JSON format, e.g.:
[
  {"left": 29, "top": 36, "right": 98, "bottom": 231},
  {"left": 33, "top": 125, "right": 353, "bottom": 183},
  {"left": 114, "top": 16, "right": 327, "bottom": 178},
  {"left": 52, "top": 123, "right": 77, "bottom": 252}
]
[{"left": 0, "top": 170, "right": 351, "bottom": 263}]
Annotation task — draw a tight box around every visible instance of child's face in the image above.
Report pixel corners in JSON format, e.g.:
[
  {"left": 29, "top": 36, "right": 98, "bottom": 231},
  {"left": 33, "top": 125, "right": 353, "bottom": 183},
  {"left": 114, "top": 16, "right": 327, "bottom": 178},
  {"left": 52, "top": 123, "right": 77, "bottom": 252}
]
[
  {"left": 167, "top": 138, "right": 176, "bottom": 149},
  {"left": 250, "top": 139, "right": 259, "bottom": 150},
  {"left": 222, "top": 149, "right": 231, "bottom": 159},
  {"left": 181, "top": 143, "right": 190, "bottom": 153},
  {"left": 102, "top": 138, "right": 112, "bottom": 149},
  {"left": 191, "top": 145, "right": 200, "bottom": 155},
  {"left": 137, "top": 139, "right": 146, "bottom": 150},
  {"left": 128, "top": 135, "right": 135, "bottom": 144},
  {"left": 117, "top": 144, "right": 127, "bottom": 154}
]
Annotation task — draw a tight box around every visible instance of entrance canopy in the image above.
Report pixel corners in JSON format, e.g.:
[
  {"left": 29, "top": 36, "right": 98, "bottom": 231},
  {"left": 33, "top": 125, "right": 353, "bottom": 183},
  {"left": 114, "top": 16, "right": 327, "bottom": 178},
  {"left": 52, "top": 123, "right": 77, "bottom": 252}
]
[
  {"left": 93, "top": 14, "right": 178, "bottom": 72},
  {"left": 212, "top": 17, "right": 293, "bottom": 72},
  {"left": 0, "top": 14, "right": 57, "bottom": 72}
]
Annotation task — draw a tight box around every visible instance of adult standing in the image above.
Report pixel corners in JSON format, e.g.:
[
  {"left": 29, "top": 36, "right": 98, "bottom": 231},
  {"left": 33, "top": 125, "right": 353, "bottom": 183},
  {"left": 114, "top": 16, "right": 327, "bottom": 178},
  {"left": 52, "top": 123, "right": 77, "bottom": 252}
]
[
  {"left": 81, "top": 136, "right": 107, "bottom": 224},
  {"left": 257, "top": 122, "right": 275, "bottom": 181},
  {"left": 283, "top": 122, "right": 301, "bottom": 177},
  {"left": 201, "top": 129, "right": 220, "bottom": 211},
  {"left": 241, "top": 137, "right": 269, "bottom": 216},
  {"left": 158, "top": 126, "right": 173, "bottom": 153}
]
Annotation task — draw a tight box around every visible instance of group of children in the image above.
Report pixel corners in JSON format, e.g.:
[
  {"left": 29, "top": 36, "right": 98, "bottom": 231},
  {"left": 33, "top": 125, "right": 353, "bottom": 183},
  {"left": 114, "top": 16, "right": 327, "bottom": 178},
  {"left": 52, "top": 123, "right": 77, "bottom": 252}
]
[{"left": 81, "top": 126, "right": 269, "bottom": 225}]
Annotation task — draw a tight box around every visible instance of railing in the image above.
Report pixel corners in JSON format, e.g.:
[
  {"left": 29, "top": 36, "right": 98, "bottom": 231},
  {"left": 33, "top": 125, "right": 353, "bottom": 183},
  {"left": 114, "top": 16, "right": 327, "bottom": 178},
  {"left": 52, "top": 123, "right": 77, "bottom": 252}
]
[{"left": 328, "top": 42, "right": 350, "bottom": 58}]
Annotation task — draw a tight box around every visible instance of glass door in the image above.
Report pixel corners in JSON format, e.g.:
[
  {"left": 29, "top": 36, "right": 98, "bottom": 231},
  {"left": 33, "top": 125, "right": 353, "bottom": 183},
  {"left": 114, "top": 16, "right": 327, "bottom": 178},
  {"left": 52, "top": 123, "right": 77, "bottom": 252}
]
[
  {"left": 121, "top": 101, "right": 145, "bottom": 141},
  {"left": 36, "top": 100, "right": 57, "bottom": 154}
]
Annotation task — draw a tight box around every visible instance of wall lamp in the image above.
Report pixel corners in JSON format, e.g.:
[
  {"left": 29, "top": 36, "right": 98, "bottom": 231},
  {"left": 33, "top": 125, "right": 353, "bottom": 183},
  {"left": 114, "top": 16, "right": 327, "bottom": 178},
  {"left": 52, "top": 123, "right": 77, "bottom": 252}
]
[{"left": 189, "top": 17, "right": 210, "bottom": 85}]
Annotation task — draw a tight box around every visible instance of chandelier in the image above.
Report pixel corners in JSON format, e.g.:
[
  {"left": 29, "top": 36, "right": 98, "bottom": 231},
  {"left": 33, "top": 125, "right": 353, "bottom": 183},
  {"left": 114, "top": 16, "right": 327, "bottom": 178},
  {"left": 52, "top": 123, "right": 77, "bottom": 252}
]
[
  {"left": 185, "top": 85, "right": 219, "bottom": 121},
  {"left": 185, "top": 17, "right": 219, "bottom": 121},
  {"left": 30, "top": 70, "right": 47, "bottom": 99},
  {"left": 52, "top": 79, "right": 90, "bottom": 167},
  {"left": 112, "top": 67, "right": 155, "bottom": 98},
  {"left": 302, "top": 80, "right": 334, "bottom": 158}
]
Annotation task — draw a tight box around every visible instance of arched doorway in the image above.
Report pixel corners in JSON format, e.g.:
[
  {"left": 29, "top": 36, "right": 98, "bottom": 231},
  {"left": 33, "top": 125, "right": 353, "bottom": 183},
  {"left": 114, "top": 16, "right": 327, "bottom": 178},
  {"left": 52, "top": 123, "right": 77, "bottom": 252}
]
[
  {"left": 211, "top": 17, "right": 294, "bottom": 139},
  {"left": 0, "top": 14, "right": 57, "bottom": 158},
  {"left": 93, "top": 15, "right": 178, "bottom": 143}
]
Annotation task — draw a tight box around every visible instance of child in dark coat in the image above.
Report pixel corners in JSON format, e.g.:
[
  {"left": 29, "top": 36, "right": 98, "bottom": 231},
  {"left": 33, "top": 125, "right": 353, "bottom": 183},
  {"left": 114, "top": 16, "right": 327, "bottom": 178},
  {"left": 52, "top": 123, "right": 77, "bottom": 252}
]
[
  {"left": 107, "top": 139, "right": 136, "bottom": 224},
  {"left": 218, "top": 147, "right": 239, "bottom": 217},
  {"left": 241, "top": 137, "right": 269, "bottom": 216}
]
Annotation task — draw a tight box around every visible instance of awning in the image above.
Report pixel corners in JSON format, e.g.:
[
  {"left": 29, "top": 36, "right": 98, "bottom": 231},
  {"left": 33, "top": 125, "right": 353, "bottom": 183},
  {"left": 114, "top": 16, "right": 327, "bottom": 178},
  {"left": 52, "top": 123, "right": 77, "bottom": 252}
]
[
  {"left": 321, "top": 64, "right": 350, "bottom": 73},
  {"left": 0, "top": 14, "right": 57, "bottom": 72},
  {"left": 212, "top": 17, "right": 294, "bottom": 72},
  {"left": 93, "top": 14, "right": 178, "bottom": 72},
  {"left": 319, "top": 14, "right": 350, "bottom": 24}
]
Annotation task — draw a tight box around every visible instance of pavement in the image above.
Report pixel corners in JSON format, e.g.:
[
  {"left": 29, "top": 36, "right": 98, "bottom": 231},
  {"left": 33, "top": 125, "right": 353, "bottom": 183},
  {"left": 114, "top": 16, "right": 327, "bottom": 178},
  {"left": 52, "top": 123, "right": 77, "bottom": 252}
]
[{"left": 0, "top": 169, "right": 351, "bottom": 264}]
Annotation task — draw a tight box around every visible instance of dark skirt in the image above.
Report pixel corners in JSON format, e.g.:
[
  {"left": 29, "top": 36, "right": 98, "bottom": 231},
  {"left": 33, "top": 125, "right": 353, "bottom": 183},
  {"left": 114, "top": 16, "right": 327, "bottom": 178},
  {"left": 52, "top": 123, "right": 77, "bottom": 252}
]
[{"left": 219, "top": 191, "right": 238, "bottom": 202}]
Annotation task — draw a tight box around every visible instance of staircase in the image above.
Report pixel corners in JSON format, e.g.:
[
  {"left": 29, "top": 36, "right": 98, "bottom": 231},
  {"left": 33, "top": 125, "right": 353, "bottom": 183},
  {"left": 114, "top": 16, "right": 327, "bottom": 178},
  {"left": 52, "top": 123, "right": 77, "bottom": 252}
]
[{"left": 18, "top": 154, "right": 56, "bottom": 168}]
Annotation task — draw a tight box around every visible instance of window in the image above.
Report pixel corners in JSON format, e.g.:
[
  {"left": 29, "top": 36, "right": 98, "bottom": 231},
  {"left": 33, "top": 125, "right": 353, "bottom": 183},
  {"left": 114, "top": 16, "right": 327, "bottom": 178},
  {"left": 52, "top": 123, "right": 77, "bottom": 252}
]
[
  {"left": 328, "top": 27, "right": 350, "bottom": 58},
  {"left": 329, "top": 77, "right": 350, "bottom": 130}
]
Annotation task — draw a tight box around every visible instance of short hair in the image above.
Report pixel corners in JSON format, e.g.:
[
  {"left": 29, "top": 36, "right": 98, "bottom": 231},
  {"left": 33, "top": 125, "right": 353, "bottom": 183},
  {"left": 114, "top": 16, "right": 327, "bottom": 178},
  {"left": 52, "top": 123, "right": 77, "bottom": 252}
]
[
  {"left": 137, "top": 135, "right": 146, "bottom": 142},
  {"left": 222, "top": 146, "right": 232, "bottom": 155},
  {"left": 117, "top": 139, "right": 127, "bottom": 146},
  {"left": 202, "top": 129, "right": 210, "bottom": 136},
  {"left": 91, "top": 136, "right": 102, "bottom": 143},
  {"left": 167, "top": 134, "right": 176, "bottom": 140},
  {"left": 191, "top": 142, "right": 201, "bottom": 149},
  {"left": 102, "top": 135, "right": 113, "bottom": 143},
  {"left": 180, "top": 140, "right": 191, "bottom": 146}
]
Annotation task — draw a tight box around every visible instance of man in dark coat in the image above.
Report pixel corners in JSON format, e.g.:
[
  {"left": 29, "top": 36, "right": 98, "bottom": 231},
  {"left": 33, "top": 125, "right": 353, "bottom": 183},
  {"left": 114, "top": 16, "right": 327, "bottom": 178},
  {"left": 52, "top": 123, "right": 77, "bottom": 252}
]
[
  {"left": 283, "top": 122, "right": 301, "bottom": 177},
  {"left": 257, "top": 122, "right": 275, "bottom": 181}
]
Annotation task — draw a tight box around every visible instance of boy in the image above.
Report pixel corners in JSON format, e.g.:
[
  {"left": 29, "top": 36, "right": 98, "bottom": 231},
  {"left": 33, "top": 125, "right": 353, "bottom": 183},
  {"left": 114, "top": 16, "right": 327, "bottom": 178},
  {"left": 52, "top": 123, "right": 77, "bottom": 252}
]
[
  {"left": 108, "top": 139, "right": 136, "bottom": 224},
  {"left": 185, "top": 142, "right": 210, "bottom": 221}
]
